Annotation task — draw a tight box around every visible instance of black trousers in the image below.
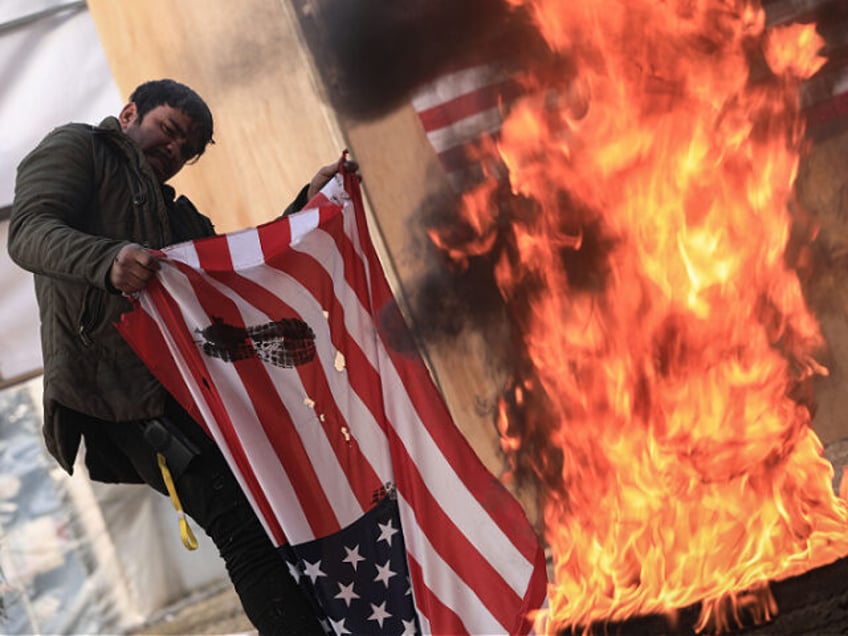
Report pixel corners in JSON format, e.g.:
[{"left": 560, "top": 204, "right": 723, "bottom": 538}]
[{"left": 93, "top": 397, "right": 323, "bottom": 635}]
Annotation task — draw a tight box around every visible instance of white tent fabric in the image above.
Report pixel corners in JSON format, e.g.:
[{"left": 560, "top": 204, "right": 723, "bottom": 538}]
[
  {"left": 0, "top": 3, "right": 233, "bottom": 633},
  {"left": 0, "top": 220, "right": 41, "bottom": 382},
  {"left": 0, "top": 0, "right": 121, "bottom": 206},
  {"left": 0, "top": 0, "right": 122, "bottom": 384}
]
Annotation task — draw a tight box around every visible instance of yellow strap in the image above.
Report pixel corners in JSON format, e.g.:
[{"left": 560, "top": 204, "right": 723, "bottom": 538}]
[{"left": 157, "top": 452, "right": 199, "bottom": 551}]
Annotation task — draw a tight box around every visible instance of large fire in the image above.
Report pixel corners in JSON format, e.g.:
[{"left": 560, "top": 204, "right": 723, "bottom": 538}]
[{"left": 429, "top": 0, "right": 848, "bottom": 632}]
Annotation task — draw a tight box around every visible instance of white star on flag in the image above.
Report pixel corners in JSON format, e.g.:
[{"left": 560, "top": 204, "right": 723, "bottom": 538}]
[
  {"left": 303, "top": 559, "right": 326, "bottom": 584},
  {"left": 368, "top": 601, "right": 392, "bottom": 628},
  {"left": 376, "top": 519, "right": 399, "bottom": 547},
  {"left": 329, "top": 616, "right": 352, "bottom": 634},
  {"left": 374, "top": 559, "right": 397, "bottom": 589},
  {"left": 334, "top": 581, "right": 360, "bottom": 607},
  {"left": 342, "top": 544, "right": 366, "bottom": 571}
]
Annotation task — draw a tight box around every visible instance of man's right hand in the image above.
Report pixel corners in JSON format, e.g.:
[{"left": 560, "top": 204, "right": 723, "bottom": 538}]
[{"left": 109, "top": 243, "right": 161, "bottom": 294}]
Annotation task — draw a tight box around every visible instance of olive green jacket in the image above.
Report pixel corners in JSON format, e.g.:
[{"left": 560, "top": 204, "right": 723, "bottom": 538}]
[{"left": 7, "top": 117, "right": 215, "bottom": 479}]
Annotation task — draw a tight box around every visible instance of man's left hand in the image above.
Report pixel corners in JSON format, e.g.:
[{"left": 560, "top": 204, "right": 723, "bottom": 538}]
[{"left": 306, "top": 159, "right": 359, "bottom": 200}]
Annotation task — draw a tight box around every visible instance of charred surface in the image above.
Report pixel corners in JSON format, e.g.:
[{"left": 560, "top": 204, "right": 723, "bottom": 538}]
[{"left": 557, "top": 555, "right": 848, "bottom": 636}]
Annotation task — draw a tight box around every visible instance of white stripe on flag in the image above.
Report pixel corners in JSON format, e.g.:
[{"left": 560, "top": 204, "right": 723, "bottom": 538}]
[
  {"left": 398, "top": 493, "right": 504, "bottom": 635},
  {"left": 196, "top": 269, "right": 370, "bottom": 539},
  {"left": 163, "top": 240, "right": 201, "bottom": 269},
  {"left": 411, "top": 64, "right": 509, "bottom": 111},
  {"left": 136, "top": 280, "right": 307, "bottom": 542},
  {"left": 425, "top": 106, "right": 504, "bottom": 154},
  {"left": 226, "top": 227, "right": 265, "bottom": 269},
  {"left": 289, "top": 206, "right": 321, "bottom": 245}
]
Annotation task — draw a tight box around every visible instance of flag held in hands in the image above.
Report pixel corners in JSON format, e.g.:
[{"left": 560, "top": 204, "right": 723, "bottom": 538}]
[{"left": 118, "top": 166, "right": 547, "bottom": 634}]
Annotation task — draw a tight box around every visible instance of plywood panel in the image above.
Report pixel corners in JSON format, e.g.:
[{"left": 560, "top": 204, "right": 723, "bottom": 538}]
[
  {"left": 88, "top": 0, "right": 344, "bottom": 232},
  {"left": 795, "top": 128, "right": 848, "bottom": 446},
  {"left": 86, "top": 0, "right": 520, "bottom": 502}
]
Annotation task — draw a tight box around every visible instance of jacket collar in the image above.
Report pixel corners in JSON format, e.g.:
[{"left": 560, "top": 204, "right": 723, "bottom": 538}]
[{"left": 96, "top": 116, "right": 177, "bottom": 201}]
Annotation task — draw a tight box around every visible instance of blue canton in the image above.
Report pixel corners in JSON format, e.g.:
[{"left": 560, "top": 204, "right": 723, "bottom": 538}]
[{"left": 280, "top": 489, "right": 422, "bottom": 635}]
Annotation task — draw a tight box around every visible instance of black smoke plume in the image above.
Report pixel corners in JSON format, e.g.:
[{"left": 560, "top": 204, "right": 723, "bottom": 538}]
[{"left": 293, "top": 0, "right": 547, "bottom": 120}]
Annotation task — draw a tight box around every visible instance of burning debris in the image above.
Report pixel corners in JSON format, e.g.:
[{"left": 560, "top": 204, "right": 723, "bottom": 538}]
[
  {"left": 303, "top": 0, "right": 848, "bottom": 632},
  {"left": 416, "top": 0, "right": 848, "bottom": 633}
]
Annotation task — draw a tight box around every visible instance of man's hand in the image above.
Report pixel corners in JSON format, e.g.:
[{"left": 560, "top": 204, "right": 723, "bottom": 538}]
[
  {"left": 109, "top": 243, "right": 160, "bottom": 294},
  {"left": 306, "top": 159, "right": 360, "bottom": 200}
]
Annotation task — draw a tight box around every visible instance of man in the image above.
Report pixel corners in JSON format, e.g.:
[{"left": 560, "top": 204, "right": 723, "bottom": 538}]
[{"left": 7, "top": 79, "right": 334, "bottom": 634}]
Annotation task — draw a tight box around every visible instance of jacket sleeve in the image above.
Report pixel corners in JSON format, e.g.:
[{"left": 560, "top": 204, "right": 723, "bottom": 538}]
[{"left": 7, "top": 125, "right": 127, "bottom": 290}]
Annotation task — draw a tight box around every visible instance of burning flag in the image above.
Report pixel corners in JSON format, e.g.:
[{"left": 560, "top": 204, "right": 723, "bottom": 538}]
[
  {"left": 117, "top": 167, "right": 547, "bottom": 634},
  {"left": 417, "top": 0, "right": 848, "bottom": 632}
]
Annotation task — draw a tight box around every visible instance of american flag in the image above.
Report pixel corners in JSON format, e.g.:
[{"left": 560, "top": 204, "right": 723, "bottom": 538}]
[
  {"left": 118, "top": 168, "right": 547, "bottom": 634},
  {"left": 411, "top": 64, "right": 525, "bottom": 190}
]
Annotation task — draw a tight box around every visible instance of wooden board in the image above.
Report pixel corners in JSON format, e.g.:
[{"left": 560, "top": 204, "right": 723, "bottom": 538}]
[
  {"left": 86, "top": 0, "right": 517, "bottom": 495},
  {"left": 795, "top": 127, "right": 848, "bottom": 446},
  {"left": 88, "top": 0, "right": 344, "bottom": 232}
]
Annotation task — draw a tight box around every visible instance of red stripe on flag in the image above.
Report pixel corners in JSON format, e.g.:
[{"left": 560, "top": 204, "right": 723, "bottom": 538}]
[
  {"left": 257, "top": 224, "right": 391, "bottom": 442},
  {"left": 513, "top": 542, "right": 550, "bottom": 635},
  {"left": 417, "top": 79, "right": 523, "bottom": 132},
  {"left": 117, "top": 295, "right": 206, "bottom": 433},
  {"left": 171, "top": 257, "right": 343, "bottom": 538},
  {"left": 205, "top": 266, "right": 385, "bottom": 514},
  {"left": 255, "top": 213, "right": 294, "bottom": 258},
  {"left": 343, "top": 171, "right": 545, "bottom": 626},
  {"left": 406, "top": 554, "right": 470, "bottom": 634},
  {"left": 143, "top": 280, "right": 290, "bottom": 546}
]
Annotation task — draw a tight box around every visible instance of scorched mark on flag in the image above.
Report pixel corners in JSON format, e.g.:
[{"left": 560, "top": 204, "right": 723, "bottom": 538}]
[{"left": 197, "top": 316, "right": 317, "bottom": 368}]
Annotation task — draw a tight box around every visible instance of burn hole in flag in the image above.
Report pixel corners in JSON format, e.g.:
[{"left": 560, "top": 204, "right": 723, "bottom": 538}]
[{"left": 197, "top": 316, "right": 316, "bottom": 368}]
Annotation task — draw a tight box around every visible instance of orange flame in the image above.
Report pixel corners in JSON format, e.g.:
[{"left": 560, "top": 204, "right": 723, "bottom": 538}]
[{"left": 434, "top": 0, "right": 847, "bottom": 632}]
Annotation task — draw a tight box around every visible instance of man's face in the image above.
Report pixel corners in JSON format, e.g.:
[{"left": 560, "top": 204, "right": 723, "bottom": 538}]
[{"left": 119, "top": 102, "right": 204, "bottom": 182}]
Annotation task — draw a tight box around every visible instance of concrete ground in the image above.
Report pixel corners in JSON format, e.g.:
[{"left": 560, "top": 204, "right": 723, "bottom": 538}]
[{"left": 127, "top": 582, "right": 254, "bottom": 636}]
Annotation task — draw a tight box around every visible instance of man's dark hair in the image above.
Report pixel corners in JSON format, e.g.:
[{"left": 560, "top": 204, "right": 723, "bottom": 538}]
[{"left": 129, "top": 79, "right": 215, "bottom": 158}]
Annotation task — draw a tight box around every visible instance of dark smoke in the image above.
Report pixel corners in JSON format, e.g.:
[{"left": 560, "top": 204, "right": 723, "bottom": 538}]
[
  {"left": 292, "top": 0, "right": 591, "bottom": 367},
  {"left": 296, "top": 0, "right": 616, "bottom": 487},
  {"left": 404, "top": 164, "right": 618, "bottom": 387},
  {"left": 296, "top": 0, "right": 548, "bottom": 120},
  {"left": 403, "top": 176, "right": 511, "bottom": 347}
]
